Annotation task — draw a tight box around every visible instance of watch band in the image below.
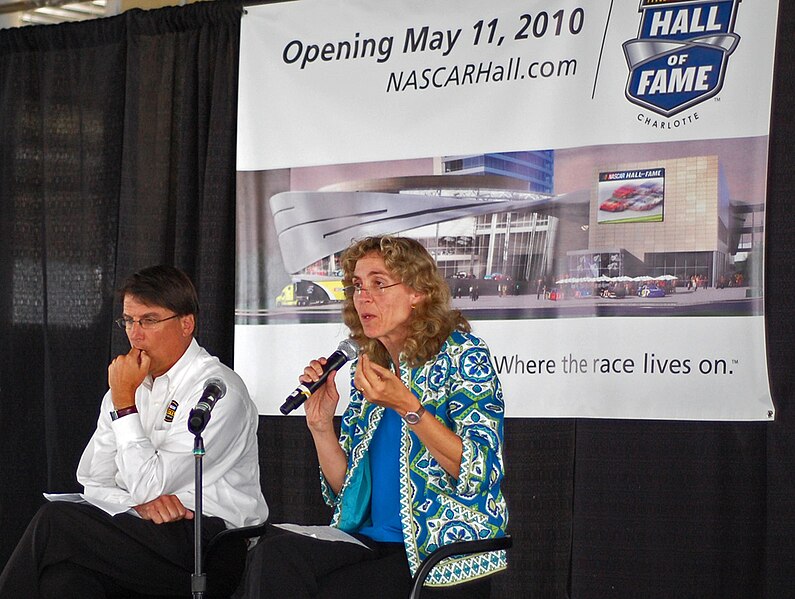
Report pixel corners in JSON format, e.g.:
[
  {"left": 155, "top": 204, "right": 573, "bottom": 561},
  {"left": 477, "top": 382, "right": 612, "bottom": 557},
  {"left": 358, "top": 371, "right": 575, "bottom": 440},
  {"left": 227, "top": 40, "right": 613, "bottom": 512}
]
[{"left": 110, "top": 405, "right": 138, "bottom": 421}]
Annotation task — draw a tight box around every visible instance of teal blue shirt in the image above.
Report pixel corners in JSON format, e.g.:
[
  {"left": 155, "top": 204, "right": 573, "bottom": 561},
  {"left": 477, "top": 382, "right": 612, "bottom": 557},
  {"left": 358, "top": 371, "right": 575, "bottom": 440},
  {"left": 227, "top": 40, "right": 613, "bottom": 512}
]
[{"left": 356, "top": 408, "right": 403, "bottom": 543}]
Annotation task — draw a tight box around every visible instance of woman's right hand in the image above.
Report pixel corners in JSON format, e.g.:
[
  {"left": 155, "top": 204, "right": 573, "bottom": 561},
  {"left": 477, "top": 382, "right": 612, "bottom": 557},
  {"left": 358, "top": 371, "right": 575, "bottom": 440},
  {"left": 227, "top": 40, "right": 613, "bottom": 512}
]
[
  {"left": 302, "top": 358, "right": 348, "bottom": 495},
  {"left": 302, "top": 357, "right": 340, "bottom": 434}
]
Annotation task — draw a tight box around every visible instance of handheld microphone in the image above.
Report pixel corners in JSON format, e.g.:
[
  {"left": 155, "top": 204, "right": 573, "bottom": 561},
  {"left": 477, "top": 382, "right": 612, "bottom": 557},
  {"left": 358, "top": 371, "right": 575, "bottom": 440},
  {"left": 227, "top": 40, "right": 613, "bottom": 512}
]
[
  {"left": 280, "top": 338, "right": 361, "bottom": 415},
  {"left": 188, "top": 378, "right": 227, "bottom": 434}
]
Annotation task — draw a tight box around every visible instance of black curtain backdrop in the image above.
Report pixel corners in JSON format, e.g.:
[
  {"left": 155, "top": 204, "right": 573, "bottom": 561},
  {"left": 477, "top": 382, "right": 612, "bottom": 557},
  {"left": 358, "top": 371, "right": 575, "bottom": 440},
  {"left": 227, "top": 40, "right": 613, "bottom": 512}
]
[
  {"left": 1, "top": 2, "right": 795, "bottom": 599},
  {"left": 0, "top": 0, "right": 241, "bottom": 571}
]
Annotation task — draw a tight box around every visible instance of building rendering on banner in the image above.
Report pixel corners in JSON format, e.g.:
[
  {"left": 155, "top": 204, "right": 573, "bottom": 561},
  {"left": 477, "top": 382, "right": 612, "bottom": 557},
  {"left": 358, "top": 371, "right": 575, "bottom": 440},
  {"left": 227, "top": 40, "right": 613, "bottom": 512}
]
[
  {"left": 270, "top": 151, "right": 564, "bottom": 287},
  {"left": 580, "top": 154, "right": 762, "bottom": 288},
  {"left": 268, "top": 151, "right": 761, "bottom": 300}
]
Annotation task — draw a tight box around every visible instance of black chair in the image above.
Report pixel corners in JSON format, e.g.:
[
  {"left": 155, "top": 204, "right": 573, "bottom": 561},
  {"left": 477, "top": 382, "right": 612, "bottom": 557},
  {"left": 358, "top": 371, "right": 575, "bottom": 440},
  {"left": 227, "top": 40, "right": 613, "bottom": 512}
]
[
  {"left": 134, "top": 522, "right": 268, "bottom": 599},
  {"left": 202, "top": 521, "right": 270, "bottom": 598},
  {"left": 408, "top": 535, "right": 513, "bottom": 599}
]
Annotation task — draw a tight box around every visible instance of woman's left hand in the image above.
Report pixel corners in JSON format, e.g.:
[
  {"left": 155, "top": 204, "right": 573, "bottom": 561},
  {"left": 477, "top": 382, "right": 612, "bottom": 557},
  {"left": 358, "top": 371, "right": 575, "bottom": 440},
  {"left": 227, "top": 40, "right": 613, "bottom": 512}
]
[{"left": 354, "top": 354, "right": 415, "bottom": 413}]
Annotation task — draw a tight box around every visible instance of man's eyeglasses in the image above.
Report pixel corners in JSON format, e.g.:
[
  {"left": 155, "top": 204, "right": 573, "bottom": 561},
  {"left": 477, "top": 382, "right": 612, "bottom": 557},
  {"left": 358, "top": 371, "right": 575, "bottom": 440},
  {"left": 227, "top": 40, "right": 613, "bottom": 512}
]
[
  {"left": 115, "top": 314, "right": 180, "bottom": 330},
  {"left": 343, "top": 281, "right": 401, "bottom": 298}
]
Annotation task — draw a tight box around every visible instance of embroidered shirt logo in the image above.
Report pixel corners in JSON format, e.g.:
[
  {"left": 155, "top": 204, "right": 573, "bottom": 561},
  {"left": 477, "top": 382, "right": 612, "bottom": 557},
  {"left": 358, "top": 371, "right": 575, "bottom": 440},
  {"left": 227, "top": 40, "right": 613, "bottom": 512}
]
[
  {"left": 623, "top": 0, "right": 741, "bottom": 117},
  {"left": 164, "top": 399, "right": 179, "bottom": 423}
]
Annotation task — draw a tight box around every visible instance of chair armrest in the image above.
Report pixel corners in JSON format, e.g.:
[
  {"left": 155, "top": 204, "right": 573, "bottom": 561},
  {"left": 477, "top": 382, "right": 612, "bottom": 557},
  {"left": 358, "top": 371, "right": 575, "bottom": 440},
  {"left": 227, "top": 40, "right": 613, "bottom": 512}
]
[{"left": 408, "top": 535, "right": 513, "bottom": 599}]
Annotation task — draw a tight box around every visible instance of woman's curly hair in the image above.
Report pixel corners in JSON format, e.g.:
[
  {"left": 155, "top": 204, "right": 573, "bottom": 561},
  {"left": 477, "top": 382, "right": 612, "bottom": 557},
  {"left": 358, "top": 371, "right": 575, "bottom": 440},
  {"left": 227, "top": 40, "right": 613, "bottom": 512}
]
[{"left": 340, "top": 236, "right": 470, "bottom": 368}]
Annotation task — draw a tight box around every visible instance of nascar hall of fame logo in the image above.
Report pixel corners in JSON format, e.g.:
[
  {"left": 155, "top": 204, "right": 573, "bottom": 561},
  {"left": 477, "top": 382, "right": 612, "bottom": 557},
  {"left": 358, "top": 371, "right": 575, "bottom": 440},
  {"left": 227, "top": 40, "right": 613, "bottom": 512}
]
[{"left": 623, "top": 0, "right": 741, "bottom": 117}]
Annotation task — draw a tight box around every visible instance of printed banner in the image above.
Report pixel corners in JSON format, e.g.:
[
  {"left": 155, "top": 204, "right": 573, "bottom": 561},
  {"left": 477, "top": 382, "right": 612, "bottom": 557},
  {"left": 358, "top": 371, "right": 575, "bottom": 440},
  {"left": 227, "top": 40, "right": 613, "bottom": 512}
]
[{"left": 235, "top": 0, "right": 777, "bottom": 420}]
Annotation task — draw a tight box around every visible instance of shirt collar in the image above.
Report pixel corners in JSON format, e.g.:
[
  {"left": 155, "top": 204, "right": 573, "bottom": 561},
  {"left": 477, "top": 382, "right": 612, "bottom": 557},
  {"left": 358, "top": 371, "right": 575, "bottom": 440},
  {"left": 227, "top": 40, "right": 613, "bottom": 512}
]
[{"left": 143, "top": 338, "right": 201, "bottom": 390}]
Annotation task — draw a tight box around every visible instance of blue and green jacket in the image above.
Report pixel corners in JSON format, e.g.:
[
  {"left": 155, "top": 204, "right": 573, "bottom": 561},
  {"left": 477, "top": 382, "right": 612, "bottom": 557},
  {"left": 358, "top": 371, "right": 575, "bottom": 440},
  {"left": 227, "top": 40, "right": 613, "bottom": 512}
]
[{"left": 321, "top": 330, "right": 509, "bottom": 586}]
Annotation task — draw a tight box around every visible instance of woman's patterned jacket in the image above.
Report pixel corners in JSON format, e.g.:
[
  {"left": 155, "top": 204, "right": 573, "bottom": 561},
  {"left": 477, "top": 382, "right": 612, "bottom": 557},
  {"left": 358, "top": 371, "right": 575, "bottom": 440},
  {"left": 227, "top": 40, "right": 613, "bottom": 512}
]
[{"left": 321, "top": 330, "right": 509, "bottom": 586}]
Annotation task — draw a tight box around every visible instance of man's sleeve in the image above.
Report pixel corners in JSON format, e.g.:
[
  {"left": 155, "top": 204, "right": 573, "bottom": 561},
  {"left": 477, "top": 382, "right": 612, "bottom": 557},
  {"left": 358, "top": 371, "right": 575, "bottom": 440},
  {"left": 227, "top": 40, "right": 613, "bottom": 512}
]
[{"left": 77, "top": 390, "right": 136, "bottom": 505}]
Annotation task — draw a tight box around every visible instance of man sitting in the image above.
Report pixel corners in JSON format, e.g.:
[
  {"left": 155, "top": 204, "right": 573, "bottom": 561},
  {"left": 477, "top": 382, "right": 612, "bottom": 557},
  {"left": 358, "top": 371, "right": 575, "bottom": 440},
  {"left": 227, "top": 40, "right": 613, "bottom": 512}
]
[{"left": 0, "top": 265, "right": 268, "bottom": 598}]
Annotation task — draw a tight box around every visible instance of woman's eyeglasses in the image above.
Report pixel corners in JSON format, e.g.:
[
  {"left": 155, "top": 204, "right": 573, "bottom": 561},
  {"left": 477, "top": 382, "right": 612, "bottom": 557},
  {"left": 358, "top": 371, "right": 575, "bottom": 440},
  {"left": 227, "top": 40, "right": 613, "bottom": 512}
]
[{"left": 343, "top": 281, "right": 401, "bottom": 298}]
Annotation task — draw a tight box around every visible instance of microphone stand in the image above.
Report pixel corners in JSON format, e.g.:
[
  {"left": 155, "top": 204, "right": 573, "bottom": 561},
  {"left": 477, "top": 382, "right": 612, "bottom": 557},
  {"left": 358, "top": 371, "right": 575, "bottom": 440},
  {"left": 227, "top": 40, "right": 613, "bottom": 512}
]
[
  {"left": 187, "top": 381, "right": 225, "bottom": 597},
  {"left": 190, "top": 427, "right": 207, "bottom": 597}
]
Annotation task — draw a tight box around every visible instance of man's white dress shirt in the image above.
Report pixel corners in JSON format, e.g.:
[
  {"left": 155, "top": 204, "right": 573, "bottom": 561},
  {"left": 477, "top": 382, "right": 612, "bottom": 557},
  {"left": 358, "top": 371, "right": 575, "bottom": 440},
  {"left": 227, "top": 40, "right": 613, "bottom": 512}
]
[{"left": 77, "top": 338, "right": 268, "bottom": 529}]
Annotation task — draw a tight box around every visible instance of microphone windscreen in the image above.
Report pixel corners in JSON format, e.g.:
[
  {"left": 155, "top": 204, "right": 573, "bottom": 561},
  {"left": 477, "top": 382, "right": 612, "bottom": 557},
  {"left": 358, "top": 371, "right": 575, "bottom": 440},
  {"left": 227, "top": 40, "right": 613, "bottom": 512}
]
[
  {"left": 203, "top": 377, "right": 227, "bottom": 399},
  {"left": 337, "top": 338, "right": 360, "bottom": 361}
]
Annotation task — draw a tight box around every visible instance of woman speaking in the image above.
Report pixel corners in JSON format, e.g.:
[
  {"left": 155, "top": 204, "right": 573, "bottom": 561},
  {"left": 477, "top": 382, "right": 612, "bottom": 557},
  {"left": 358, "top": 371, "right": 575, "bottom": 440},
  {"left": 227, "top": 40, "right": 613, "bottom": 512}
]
[{"left": 250, "top": 236, "right": 507, "bottom": 598}]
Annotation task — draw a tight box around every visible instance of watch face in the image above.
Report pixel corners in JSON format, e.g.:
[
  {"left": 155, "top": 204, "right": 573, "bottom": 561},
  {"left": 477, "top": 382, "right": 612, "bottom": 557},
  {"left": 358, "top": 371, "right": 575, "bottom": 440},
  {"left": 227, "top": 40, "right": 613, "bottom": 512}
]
[{"left": 404, "top": 411, "right": 421, "bottom": 425}]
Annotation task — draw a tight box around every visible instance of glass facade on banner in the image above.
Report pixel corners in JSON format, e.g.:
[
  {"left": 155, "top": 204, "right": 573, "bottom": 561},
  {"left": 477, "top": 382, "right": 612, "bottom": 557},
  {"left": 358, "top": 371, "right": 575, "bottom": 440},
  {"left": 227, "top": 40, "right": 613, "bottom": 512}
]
[
  {"left": 645, "top": 251, "right": 715, "bottom": 285},
  {"left": 443, "top": 151, "right": 554, "bottom": 193}
]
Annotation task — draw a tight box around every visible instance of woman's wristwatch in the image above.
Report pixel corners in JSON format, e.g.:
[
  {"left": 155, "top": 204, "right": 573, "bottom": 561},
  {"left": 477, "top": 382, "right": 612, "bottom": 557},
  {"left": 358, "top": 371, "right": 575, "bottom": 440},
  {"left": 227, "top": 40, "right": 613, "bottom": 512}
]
[{"left": 403, "top": 405, "right": 426, "bottom": 425}]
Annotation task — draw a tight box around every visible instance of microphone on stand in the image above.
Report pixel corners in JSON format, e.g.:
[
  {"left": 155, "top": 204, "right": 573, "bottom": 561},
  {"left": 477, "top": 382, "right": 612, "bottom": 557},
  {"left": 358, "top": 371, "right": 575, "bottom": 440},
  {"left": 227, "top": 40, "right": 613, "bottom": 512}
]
[
  {"left": 280, "top": 338, "right": 361, "bottom": 415},
  {"left": 187, "top": 377, "right": 227, "bottom": 596},
  {"left": 188, "top": 378, "right": 227, "bottom": 434}
]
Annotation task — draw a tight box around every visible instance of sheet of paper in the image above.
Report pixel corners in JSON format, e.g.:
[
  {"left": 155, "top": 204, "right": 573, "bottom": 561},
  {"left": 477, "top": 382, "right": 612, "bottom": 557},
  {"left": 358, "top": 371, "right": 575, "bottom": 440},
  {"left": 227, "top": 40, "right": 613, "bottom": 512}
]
[
  {"left": 273, "top": 523, "right": 371, "bottom": 549},
  {"left": 44, "top": 493, "right": 137, "bottom": 517}
]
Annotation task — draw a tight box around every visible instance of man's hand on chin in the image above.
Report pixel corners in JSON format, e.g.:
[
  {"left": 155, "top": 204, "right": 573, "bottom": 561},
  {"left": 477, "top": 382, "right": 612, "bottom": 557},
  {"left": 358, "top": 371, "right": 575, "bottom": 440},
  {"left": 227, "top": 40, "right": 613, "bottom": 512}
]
[
  {"left": 108, "top": 347, "right": 151, "bottom": 408},
  {"left": 133, "top": 495, "right": 194, "bottom": 524}
]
